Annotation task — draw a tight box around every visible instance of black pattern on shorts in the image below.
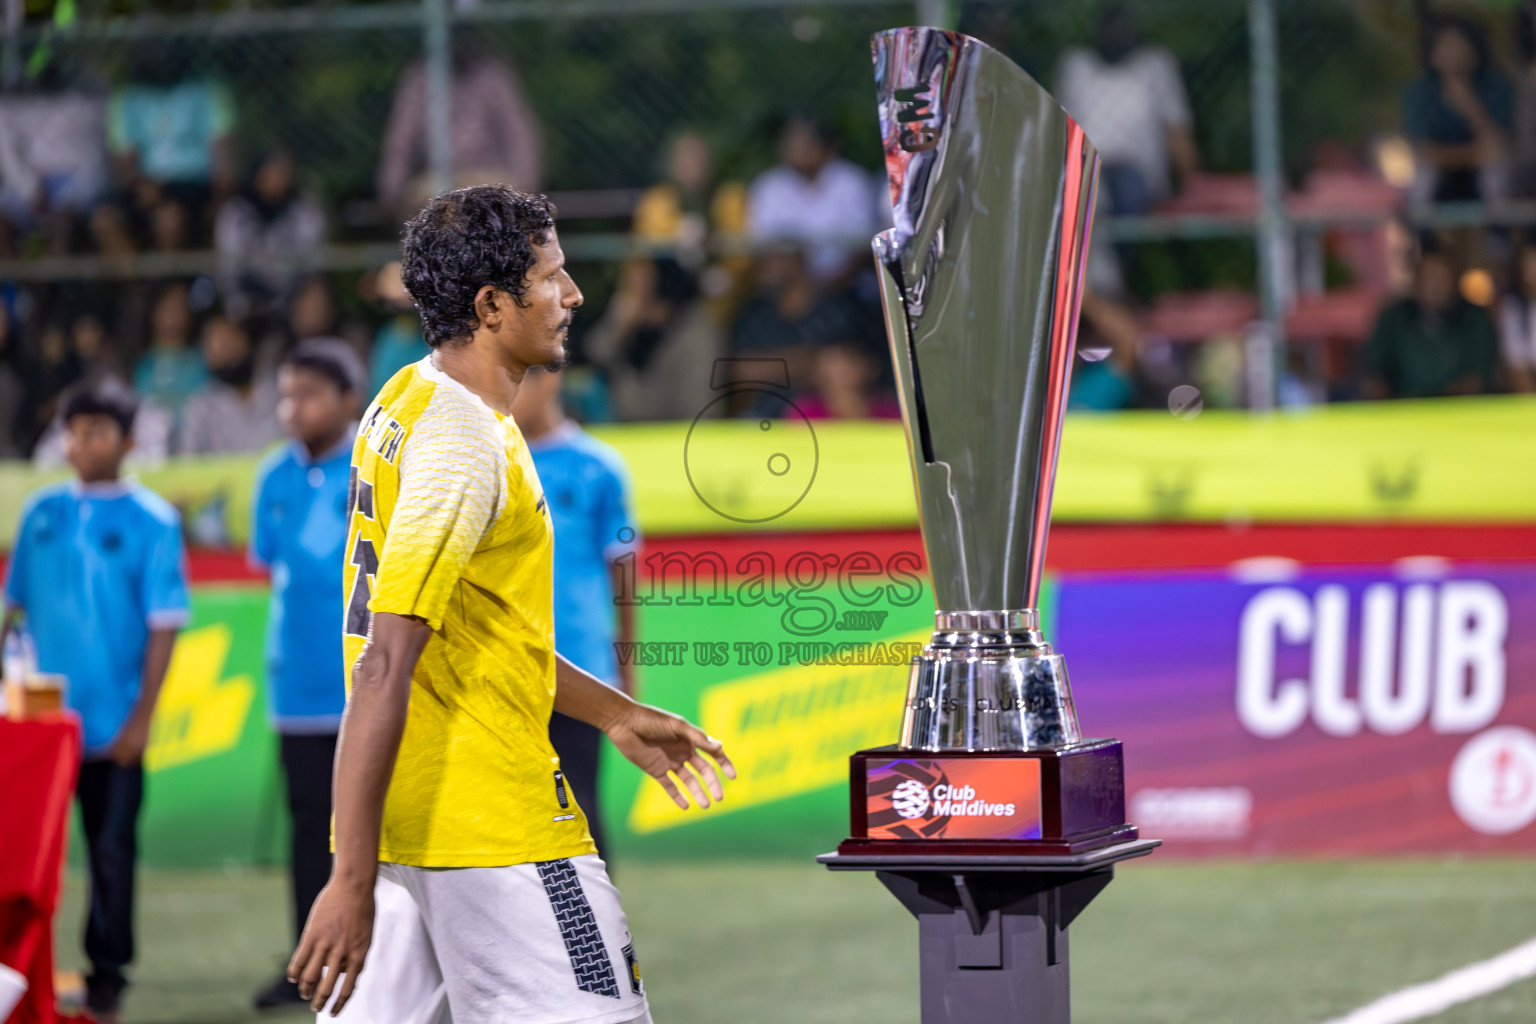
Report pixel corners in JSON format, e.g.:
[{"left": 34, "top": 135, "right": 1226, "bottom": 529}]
[{"left": 536, "top": 859, "right": 621, "bottom": 998}]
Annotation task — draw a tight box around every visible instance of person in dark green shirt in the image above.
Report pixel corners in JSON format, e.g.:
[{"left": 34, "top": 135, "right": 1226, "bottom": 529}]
[{"left": 1364, "top": 243, "right": 1499, "bottom": 399}]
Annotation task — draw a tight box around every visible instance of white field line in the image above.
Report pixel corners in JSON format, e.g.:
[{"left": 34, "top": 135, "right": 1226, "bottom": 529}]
[{"left": 1318, "top": 935, "right": 1536, "bottom": 1024}]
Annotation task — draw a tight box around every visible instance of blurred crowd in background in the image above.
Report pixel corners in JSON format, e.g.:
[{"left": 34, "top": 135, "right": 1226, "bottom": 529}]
[{"left": 2, "top": 0, "right": 1536, "bottom": 463}]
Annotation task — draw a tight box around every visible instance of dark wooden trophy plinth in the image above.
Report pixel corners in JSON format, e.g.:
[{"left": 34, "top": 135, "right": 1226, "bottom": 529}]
[{"left": 836, "top": 739, "right": 1137, "bottom": 858}]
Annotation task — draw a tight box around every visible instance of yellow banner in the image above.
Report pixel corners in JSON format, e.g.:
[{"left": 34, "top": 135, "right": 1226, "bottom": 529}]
[{"left": 592, "top": 396, "right": 1536, "bottom": 534}]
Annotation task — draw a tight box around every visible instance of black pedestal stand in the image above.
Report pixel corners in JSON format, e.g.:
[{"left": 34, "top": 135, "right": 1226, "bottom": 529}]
[{"left": 818, "top": 839, "right": 1160, "bottom": 1024}]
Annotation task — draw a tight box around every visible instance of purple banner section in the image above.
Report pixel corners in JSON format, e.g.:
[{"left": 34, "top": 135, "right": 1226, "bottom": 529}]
[{"left": 1054, "top": 565, "right": 1536, "bottom": 855}]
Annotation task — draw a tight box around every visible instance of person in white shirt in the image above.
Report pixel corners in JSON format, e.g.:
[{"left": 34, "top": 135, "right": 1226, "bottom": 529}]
[
  {"left": 1498, "top": 243, "right": 1536, "bottom": 392},
  {"left": 747, "top": 115, "right": 881, "bottom": 289},
  {"left": 1055, "top": 5, "right": 1199, "bottom": 215}
]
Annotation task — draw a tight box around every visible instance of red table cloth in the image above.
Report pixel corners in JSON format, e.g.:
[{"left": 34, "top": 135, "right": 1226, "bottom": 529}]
[{"left": 0, "top": 717, "right": 81, "bottom": 1024}]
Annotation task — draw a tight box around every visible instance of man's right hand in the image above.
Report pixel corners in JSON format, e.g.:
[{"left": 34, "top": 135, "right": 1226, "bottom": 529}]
[{"left": 288, "top": 878, "right": 376, "bottom": 1015}]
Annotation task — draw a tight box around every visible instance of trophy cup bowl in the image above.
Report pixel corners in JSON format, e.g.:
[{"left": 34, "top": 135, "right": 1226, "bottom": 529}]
[{"left": 839, "top": 26, "right": 1137, "bottom": 857}]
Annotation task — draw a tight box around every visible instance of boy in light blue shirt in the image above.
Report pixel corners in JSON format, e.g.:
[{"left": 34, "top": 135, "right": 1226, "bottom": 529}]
[
  {"left": 511, "top": 365, "right": 638, "bottom": 857},
  {"left": 4, "top": 377, "right": 189, "bottom": 1022},
  {"left": 246, "top": 338, "right": 362, "bottom": 1009}
]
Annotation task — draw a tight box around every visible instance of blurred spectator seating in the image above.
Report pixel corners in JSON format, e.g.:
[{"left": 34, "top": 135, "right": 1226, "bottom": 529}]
[
  {"left": 108, "top": 41, "right": 236, "bottom": 236},
  {"left": 1286, "top": 166, "right": 1404, "bottom": 344},
  {"left": 1402, "top": 17, "right": 1512, "bottom": 204},
  {"left": 1153, "top": 172, "right": 1256, "bottom": 217},
  {"left": 176, "top": 314, "right": 280, "bottom": 455},
  {"left": 1498, "top": 241, "right": 1536, "bottom": 392},
  {"left": 215, "top": 146, "right": 326, "bottom": 321},
  {"left": 795, "top": 341, "right": 900, "bottom": 420},
  {"left": 367, "top": 261, "right": 430, "bottom": 398},
  {"left": 1140, "top": 289, "right": 1258, "bottom": 342},
  {"left": 632, "top": 131, "right": 750, "bottom": 318},
  {"left": 1364, "top": 240, "right": 1499, "bottom": 398},
  {"left": 0, "top": 302, "right": 23, "bottom": 458},
  {"left": 133, "top": 281, "right": 207, "bottom": 418},
  {"left": 1513, "top": 5, "right": 1536, "bottom": 199},
  {"left": 727, "top": 248, "right": 867, "bottom": 396},
  {"left": 747, "top": 115, "right": 881, "bottom": 290},
  {"left": 585, "top": 257, "right": 721, "bottom": 422},
  {"left": 378, "top": 36, "right": 543, "bottom": 220},
  {"left": 1056, "top": 3, "right": 1200, "bottom": 215},
  {"left": 0, "top": 77, "right": 109, "bottom": 243}
]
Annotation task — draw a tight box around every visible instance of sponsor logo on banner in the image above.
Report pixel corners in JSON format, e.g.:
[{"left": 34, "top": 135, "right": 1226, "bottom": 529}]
[
  {"left": 865, "top": 758, "right": 1042, "bottom": 841},
  {"left": 1450, "top": 726, "right": 1536, "bottom": 835},
  {"left": 1130, "top": 787, "right": 1252, "bottom": 840},
  {"left": 146, "top": 624, "right": 256, "bottom": 773},
  {"left": 1235, "top": 580, "right": 1508, "bottom": 739}
]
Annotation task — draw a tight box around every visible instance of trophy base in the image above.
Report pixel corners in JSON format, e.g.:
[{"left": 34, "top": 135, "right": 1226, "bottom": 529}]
[{"left": 838, "top": 739, "right": 1135, "bottom": 857}]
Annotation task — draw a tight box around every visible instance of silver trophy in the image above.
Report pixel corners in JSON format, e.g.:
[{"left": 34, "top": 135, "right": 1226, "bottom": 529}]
[{"left": 873, "top": 27, "right": 1100, "bottom": 753}]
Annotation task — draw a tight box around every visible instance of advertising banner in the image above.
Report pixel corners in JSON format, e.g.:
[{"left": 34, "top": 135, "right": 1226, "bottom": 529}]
[
  {"left": 1057, "top": 565, "right": 1536, "bottom": 855},
  {"left": 37, "top": 532, "right": 1536, "bottom": 866},
  {"left": 138, "top": 585, "right": 281, "bottom": 867}
]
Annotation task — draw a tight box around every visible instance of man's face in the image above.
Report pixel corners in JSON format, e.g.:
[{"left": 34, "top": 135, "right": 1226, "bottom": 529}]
[
  {"left": 202, "top": 317, "right": 249, "bottom": 370},
  {"left": 782, "top": 122, "right": 828, "bottom": 178},
  {"left": 1416, "top": 255, "right": 1457, "bottom": 313},
  {"left": 278, "top": 366, "right": 355, "bottom": 448},
  {"left": 152, "top": 286, "right": 191, "bottom": 344},
  {"left": 64, "top": 414, "right": 131, "bottom": 482},
  {"left": 501, "top": 231, "right": 583, "bottom": 370},
  {"left": 1430, "top": 28, "right": 1476, "bottom": 78}
]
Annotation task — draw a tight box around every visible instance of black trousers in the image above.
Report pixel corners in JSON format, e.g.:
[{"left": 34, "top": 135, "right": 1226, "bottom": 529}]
[
  {"left": 75, "top": 760, "right": 144, "bottom": 1003},
  {"left": 548, "top": 712, "right": 608, "bottom": 859},
  {"left": 278, "top": 732, "right": 337, "bottom": 944}
]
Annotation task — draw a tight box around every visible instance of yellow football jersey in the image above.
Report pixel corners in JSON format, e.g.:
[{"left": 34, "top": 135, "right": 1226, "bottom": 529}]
[{"left": 343, "top": 356, "right": 596, "bottom": 867}]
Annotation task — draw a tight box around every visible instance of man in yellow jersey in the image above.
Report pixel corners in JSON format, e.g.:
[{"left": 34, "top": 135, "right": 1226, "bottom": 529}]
[{"left": 287, "top": 185, "right": 734, "bottom": 1024}]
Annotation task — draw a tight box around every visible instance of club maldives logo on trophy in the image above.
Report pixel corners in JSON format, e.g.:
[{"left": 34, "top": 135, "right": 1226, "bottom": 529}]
[{"left": 865, "top": 759, "right": 1044, "bottom": 841}]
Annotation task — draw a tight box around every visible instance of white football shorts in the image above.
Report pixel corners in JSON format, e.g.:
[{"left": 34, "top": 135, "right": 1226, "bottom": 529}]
[{"left": 320, "top": 855, "right": 651, "bottom": 1024}]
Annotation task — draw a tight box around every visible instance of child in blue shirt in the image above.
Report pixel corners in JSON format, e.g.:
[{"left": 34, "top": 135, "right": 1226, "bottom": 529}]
[
  {"left": 4, "top": 377, "right": 189, "bottom": 1022},
  {"left": 247, "top": 338, "right": 363, "bottom": 1009},
  {"left": 510, "top": 365, "right": 638, "bottom": 858}
]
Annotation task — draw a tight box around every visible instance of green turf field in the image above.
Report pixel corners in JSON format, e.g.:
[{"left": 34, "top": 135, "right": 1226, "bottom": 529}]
[{"left": 55, "top": 858, "right": 1536, "bottom": 1024}]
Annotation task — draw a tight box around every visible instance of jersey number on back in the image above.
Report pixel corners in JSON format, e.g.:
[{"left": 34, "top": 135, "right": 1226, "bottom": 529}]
[
  {"left": 345, "top": 534, "right": 378, "bottom": 638},
  {"left": 346, "top": 467, "right": 378, "bottom": 638}
]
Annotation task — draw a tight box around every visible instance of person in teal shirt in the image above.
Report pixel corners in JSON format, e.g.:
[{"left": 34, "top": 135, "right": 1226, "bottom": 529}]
[
  {"left": 132, "top": 282, "right": 206, "bottom": 416},
  {"left": 246, "top": 338, "right": 363, "bottom": 1010},
  {"left": 368, "top": 260, "right": 431, "bottom": 398},
  {"left": 368, "top": 314, "right": 429, "bottom": 398},
  {"left": 4, "top": 378, "right": 188, "bottom": 1021}
]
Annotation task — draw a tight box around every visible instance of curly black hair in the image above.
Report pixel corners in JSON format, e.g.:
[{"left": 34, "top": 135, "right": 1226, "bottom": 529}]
[{"left": 400, "top": 185, "right": 557, "bottom": 348}]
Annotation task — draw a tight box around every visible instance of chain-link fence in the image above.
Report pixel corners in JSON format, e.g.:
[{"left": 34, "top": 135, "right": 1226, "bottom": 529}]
[{"left": 0, "top": 0, "right": 1529, "bottom": 457}]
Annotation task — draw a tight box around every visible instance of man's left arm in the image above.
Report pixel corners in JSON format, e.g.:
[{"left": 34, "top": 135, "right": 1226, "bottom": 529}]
[
  {"left": 607, "top": 562, "right": 637, "bottom": 697},
  {"left": 553, "top": 654, "right": 734, "bottom": 811}
]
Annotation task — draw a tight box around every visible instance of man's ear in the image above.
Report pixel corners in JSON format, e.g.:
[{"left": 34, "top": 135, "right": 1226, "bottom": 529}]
[
  {"left": 122, "top": 432, "right": 137, "bottom": 457},
  {"left": 473, "top": 285, "right": 503, "bottom": 330}
]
